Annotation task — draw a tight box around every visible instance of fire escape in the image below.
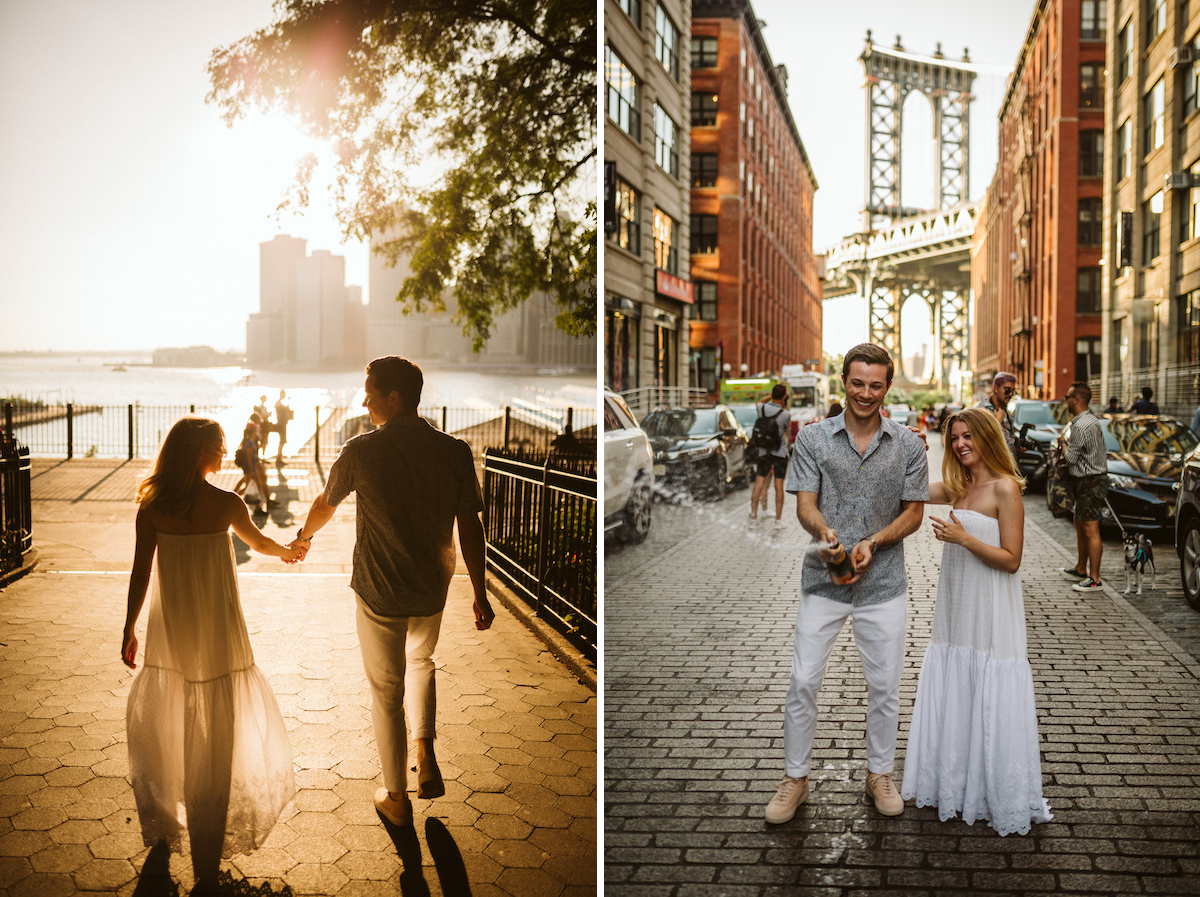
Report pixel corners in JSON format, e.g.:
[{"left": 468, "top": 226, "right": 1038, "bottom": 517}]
[{"left": 1010, "top": 86, "right": 1035, "bottom": 381}]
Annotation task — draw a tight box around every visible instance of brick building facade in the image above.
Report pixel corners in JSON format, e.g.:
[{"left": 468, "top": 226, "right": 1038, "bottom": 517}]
[
  {"left": 972, "top": 0, "right": 1106, "bottom": 402},
  {"left": 687, "top": 0, "right": 821, "bottom": 397}
]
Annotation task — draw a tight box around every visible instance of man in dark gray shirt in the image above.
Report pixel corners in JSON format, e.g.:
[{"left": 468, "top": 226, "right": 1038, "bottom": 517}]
[
  {"left": 766, "top": 343, "right": 928, "bottom": 824},
  {"left": 291, "top": 356, "right": 495, "bottom": 828}
]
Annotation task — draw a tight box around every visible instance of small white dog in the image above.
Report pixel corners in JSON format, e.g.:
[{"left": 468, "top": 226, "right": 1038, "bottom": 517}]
[{"left": 1122, "top": 534, "right": 1155, "bottom": 595}]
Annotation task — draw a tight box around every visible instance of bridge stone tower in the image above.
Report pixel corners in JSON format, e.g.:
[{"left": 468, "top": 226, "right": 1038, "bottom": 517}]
[{"left": 851, "top": 33, "right": 976, "bottom": 385}]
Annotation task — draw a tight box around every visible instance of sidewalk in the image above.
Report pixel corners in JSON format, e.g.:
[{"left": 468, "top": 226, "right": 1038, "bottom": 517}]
[
  {"left": 604, "top": 497, "right": 1200, "bottom": 895},
  {"left": 0, "top": 458, "right": 596, "bottom": 896}
]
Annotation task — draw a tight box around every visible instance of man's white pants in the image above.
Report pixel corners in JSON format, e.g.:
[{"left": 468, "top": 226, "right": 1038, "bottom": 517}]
[
  {"left": 784, "top": 591, "right": 907, "bottom": 778},
  {"left": 355, "top": 595, "right": 443, "bottom": 792}
]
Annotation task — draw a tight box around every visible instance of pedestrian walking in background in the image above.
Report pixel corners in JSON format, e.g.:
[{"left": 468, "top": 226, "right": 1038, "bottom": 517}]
[
  {"left": 979, "top": 371, "right": 1017, "bottom": 455},
  {"left": 901, "top": 407, "right": 1052, "bottom": 835},
  {"left": 748, "top": 384, "right": 792, "bottom": 528},
  {"left": 1106, "top": 396, "right": 1121, "bottom": 415},
  {"left": 764, "top": 343, "right": 928, "bottom": 824},
  {"left": 254, "top": 395, "right": 272, "bottom": 451},
  {"left": 273, "top": 389, "right": 292, "bottom": 462},
  {"left": 289, "top": 356, "right": 495, "bottom": 829},
  {"left": 1129, "top": 386, "right": 1159, "bottom": 414},
  {"left": 234, "top": 420, "right": 274, "bottom": 512},
  {"left": 1058, "top": 382, "right": 1109, "bottom": 591},
  {"left": 121, "top": 417, "right": 302, "bottom": 885}
]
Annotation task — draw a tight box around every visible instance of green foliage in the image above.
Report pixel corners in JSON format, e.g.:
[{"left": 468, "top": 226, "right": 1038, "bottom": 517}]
[
  {"left": 910, "top": 389, "right": 951, "bottom": 409},
  {"left": 207, "top": 0, "right": 596, "bottom": 350}
]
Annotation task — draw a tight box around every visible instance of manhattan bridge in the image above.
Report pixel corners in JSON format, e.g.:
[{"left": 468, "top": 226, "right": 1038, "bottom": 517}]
[{"left": 824, "top": 33, "right": 989, "bottom": 390}]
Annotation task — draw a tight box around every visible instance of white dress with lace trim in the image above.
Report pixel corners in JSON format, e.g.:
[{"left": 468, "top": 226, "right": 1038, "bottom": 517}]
[
  {"left": 901, "top": 509, "right": 1052, "bottom": 836},
  {"left": 126, "top": 531, "right": 294, "bottom": 876}
]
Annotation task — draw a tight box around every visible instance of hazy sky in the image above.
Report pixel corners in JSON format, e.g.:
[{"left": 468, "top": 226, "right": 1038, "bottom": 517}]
[
  {"left": 0, "top": 0, "right": 364, "bottom": 353},
  {"left": 0, "top": 0, "right": 1033, "bottom": 356}
]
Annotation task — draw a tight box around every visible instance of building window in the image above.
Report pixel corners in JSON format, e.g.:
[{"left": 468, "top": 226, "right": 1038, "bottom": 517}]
[
  {"left": 616, "top": 0, "right": 640, "bottom": 27},
  {"left": 1144, "top": 79, "right": 1165, "bottom": 153},
  {"left": 691, "top": 91, "right": 718, "bottom": 127},
  {"left": 653, "top": 207, "right": 678, "bottom": 274},
  {"left": 1118, "top": 119, "right": 1132, "bottom": 179},
  {"left": 691, "top": 36, "right": 718, "bottom": 69},
  {"left": 1075, "top": 337, "right": 1103, "bottom": 381},
  {"left": 1077, "top": 267, "right": 1102, "bottom": 313},
  {"left": 605, "top": 46, "right": 639, "bottom": 139},
  {"left": 1118, "top": 23, "right": 1132, "bottom": 82},
  {"left": 654, "top": 104, "right": 679, "bottom": 177},
  {"left": 1184, "top": 38, "right": 1200, "bottom": 118},
  {"left": 1081, "top": 0, "right": 1106, "bottom": 40},
  {"left": 695, "top": 279, "right": 717, "bottom": 321},
  {"left": 1191, "top": 187, "right": 1200, "bottom": 242},
  {"left": 690, "top": 214, "right": 718, "bottom": 254},
  {"left": 692, "top": 153, "right": 718, "bottom": 188},
  {"left": 1178, "top": 290, "right": 1200, "bottom": 364},
  {"left": 654, "top": 319, "right": 676, "bottom": 387},
  {"left": 696, "top": 346, "right": 718, "bottom": 393},
  {"left": 1144, "top": 191, "right": 1164, "bottom": 261},
  {"left": 605, "top": 305, "right": 639, "bottom": 393},
  {"left": 1148, "top": 0, "right": 1166, "bottom": 42},
  {"left": 1111, "top": 317, "right": 1126, "bottom": 373},
  {"left": 1080, "top": 63, "right": 1103, "bottom": 109},
  {"left": 1136, "top": 320, "right": 1155, "bottom": 368},
  {"left": 655, "top": 5, "right": 679, "bottom": 80},
  {"left": 606, "top": 177, "right": 640, "bottom": 255},
  {"left": 1079, "top": 129, "right": 1104, "bottom": 176},
  {"left": 1078, "top": 197, "right": 1103, "bottom": 245}
]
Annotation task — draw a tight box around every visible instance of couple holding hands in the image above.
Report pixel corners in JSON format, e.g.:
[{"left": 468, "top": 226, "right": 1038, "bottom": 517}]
[
  {"left": 120, "top": 356, "right": 495, "bottom": 884},
  {"left": 764, "top": 343, "right": 1052, "bottom": 837}
]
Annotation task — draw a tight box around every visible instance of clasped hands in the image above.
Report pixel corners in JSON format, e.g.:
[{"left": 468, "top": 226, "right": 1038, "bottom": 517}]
[{"left": 282, "top": 537, "right": 310, "bottom": 564}]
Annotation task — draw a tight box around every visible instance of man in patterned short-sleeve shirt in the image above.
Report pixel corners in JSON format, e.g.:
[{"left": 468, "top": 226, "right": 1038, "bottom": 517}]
[{"left": 763, "top": 343, "right": 928, "bottom": 825}]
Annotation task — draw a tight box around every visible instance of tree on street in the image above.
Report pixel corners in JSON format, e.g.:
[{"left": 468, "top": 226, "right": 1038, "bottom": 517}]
[{"left": 207, "top": 0, "right": 596, "bottom": 348}]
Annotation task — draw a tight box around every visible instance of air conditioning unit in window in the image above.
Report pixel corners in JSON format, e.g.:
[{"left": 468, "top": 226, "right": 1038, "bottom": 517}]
[
  {"left": 1173, "top": 45, "right": 1194, "bottom": 66},
  {"left": 1165, "top": 172, "right": 1192, "bottom": 190}
]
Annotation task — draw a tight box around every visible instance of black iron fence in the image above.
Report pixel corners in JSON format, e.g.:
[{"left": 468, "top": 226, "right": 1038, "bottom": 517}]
[
  {"left": 3, "top": 402, "right": 597, "bottom": 462},
  {"left": 482, "top": 449, "right": 597, "bottom": 661},
  {"left": 0, "top": 435, "right": 32, "bottom": 575}
]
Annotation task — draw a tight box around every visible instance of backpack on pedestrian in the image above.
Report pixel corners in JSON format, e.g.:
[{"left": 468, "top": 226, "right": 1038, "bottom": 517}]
[{"left": 751, "top": 404, "right": 783, "bottom": 453}]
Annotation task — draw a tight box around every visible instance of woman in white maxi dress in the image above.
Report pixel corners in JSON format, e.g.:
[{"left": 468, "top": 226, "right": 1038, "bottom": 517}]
[
  {"left": 901, "top": 407, "right": 1052, "bottom": 836},
  {"left": 122, "top": 417, "right": 302, "bottom": 882}
]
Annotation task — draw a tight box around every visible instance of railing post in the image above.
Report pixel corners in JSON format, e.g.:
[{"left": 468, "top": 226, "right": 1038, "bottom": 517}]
[
  {"left": 504, "top": 406, "right": 512, "bottom": 451},
  {"left": 441, "top": 406, "right": 448, "bottom": 433},
  {"left": 127, "top": 405, "right": 134, "bottom": 461},
  {"left": 565, "top": 406, "right": 573, "bottom": 433},
  {"left": 67, "top": 404, "right": 74, "bottom": 460},
  {"left": 534, "top": 457, "right": 551, "bottom": 616},
  {"left": 314, "top": 406, "right": 320, "bottom": 465},
  {"left": 3, "top": 402, "right": 11, "bottom": 442},
  {"left": 190, "top": 404, "right": 195, "bottom": 414}
]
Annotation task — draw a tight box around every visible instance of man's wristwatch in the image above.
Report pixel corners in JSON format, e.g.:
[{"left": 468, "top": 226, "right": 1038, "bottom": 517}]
[
  {"left": 868, "top": 538, "right": 878, "bottom": 553},
  {"left": 296, "top": 528, "right": 311, "bottom": 543}
]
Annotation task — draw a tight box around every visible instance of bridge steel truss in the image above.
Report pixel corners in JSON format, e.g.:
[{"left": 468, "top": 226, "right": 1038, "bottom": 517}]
[
  {"left": 823, "top": 36, "right": 978, "bottom": 387},
  {"left": 825, "top": 205, "right": 977, "bottom": 388},
  {"left": 860, "top": 37, "right": 976, "bottom": 230}
]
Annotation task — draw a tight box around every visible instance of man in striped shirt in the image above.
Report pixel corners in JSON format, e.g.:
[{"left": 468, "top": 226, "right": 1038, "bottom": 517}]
[{"left": 1059, "top": 382, "right": 1109, "bottom": 591}]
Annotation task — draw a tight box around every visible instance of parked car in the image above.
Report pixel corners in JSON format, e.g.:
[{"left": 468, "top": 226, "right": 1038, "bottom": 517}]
[
  {"left": 640, "top": 405, "right": 750, "bottom": 501},
  {"left": 603, "top": 388, "right": 653, "bottom": 543},
  {"left": 1175, "top": 440, "right": 1200, "bottom": 609},
  {"left": 1008, "top": 399, "right": 1065, "bottom": 485},
  {"left": 1046, "top": 414, "right": 1198, "bottom": 532}
]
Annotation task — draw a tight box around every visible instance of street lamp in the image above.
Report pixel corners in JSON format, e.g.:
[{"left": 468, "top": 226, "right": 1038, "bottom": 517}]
[{"left": 740, "top": 363, "right": 749, "bottom": 376}]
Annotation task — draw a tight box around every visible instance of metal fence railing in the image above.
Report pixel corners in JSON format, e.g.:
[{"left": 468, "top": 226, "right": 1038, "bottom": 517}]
[
  {"left": 0, "top": 435, "right": 33, "bottom": 575},
  {"left": 1096, "top": 362, "right": 1200, "bottom": 421},
  {"left": 3, "top": 402, "right": 597, "bottom": 462},
  {"left": 482, "top": 449, "right": 597, "bottom": 661}
]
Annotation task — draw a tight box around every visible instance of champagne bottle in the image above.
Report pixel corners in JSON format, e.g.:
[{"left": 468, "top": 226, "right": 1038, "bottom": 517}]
[{"left": 825, "top": 542, "right": 856, "bottom": 585}]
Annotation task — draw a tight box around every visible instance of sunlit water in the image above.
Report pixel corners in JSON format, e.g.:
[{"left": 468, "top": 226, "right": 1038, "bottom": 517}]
[{"left": 1, "top": 353, "right": 597, "bottom": 457}]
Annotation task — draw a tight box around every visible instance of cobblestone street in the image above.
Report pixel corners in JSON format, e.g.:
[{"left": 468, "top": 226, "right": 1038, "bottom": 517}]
[{"left": 604, "top": 433, "right": 1200, "bottom": 895}]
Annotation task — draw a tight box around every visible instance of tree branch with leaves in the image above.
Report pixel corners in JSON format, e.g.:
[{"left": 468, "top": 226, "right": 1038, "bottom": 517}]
[{"left": 207, "top": 0, "right": 596, "bottom": 349}]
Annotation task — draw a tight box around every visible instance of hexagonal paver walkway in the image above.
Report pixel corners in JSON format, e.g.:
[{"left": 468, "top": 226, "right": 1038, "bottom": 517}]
[{"left": 0, "top": 459, "right": 596, "bottom": 895}]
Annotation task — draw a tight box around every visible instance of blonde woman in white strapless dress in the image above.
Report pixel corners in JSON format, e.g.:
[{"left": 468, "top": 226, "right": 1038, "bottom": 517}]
[
  {"left": 121, "top": 417, "right": 303, "bottom": 884},
  {"left": 901, "top": 407, "right": 1052, "bottom": 836}
]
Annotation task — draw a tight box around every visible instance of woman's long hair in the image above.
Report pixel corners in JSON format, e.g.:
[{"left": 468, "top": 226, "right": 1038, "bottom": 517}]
[
  {"left": 136, "top": 417, "right": 224, "bottom": 517},
  {"left": 940, "top": 407, "right": 1026, "bottom": 503}
]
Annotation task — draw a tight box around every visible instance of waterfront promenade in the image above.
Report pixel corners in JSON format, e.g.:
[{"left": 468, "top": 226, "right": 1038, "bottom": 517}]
[
  {"left": 604, "top": 478, "right": 1200, "bottom": 895},
  {"left": 0, "top": 457, "right": 596, "bottom": 896}
]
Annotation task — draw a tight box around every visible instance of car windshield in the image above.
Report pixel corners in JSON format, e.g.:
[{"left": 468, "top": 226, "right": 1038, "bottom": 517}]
[
  {"left": 730, "top": 406, "right": 759, "bottom": 431},
  {"left": 1100, "top": 418, "right": 1200, "bottom": 455},
  {"left": 1012, "top": 403, "right": 1060, "bottom": 426},
  {"left": 641, "top": 409, "right": 720, "bottom": 438}
]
